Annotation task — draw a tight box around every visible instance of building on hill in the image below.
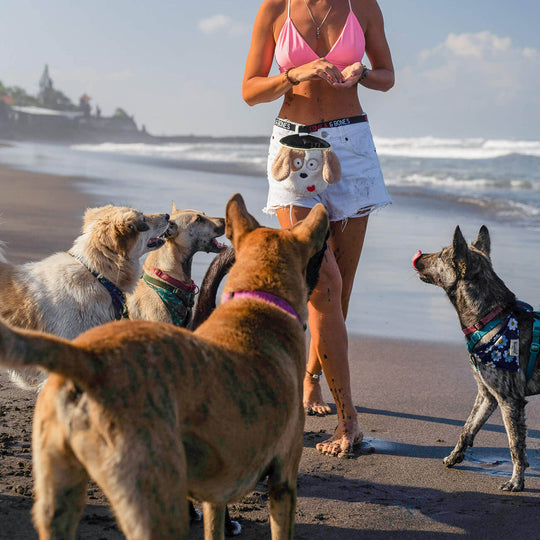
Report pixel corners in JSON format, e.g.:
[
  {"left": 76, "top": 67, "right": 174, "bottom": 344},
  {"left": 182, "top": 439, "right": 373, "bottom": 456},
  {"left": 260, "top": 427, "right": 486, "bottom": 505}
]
[{"left": 0, "top": 65, "right": 144, "bottom": 142}]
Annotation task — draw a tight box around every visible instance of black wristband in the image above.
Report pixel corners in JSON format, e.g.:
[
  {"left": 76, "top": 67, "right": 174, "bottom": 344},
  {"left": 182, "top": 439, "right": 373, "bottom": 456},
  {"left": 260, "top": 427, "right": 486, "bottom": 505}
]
[
  {"left": 284, "top": 68, "right": 299, "bottom": 86},
  {"left": 358, "top": 64, "right": 369, "bottom": 83}
]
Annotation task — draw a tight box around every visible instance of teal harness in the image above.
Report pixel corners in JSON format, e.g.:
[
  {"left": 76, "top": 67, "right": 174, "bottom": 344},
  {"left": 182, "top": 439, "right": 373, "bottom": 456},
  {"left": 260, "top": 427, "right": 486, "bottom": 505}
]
[
  {"left": 466, "top": 301, "right": 540, "bottom": 381},
  {"left": 142, "top": 271, "right": 196, "bottom": 327}
]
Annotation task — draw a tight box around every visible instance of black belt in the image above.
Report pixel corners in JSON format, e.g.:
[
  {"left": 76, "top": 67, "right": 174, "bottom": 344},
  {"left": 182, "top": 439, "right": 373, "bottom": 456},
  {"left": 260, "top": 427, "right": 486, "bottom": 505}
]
[{"left": 274, "top": 114, "right": 368, "bottom": 134}]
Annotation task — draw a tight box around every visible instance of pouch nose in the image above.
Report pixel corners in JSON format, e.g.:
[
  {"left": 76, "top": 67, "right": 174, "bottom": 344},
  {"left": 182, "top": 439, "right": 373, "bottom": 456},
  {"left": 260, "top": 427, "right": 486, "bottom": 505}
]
[{"left": 412, "top": 250, "right": 422, "bottom": 269}]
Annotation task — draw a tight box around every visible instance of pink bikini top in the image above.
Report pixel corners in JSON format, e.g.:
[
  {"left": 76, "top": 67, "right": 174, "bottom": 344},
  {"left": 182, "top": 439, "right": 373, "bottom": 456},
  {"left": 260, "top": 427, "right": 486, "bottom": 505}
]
[{"left": 275, "top": 0, "right": 365, "bottom": 73}]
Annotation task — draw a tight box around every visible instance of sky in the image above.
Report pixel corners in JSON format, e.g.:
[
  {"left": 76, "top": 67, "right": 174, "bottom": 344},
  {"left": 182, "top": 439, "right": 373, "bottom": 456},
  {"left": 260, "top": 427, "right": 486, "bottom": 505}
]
[{"left": 1, "top": 0, "right": 539, "bottom": 139}]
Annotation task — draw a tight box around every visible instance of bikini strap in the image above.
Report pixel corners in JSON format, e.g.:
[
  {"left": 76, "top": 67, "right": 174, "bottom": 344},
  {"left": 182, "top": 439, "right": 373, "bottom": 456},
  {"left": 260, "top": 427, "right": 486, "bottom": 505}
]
[
  {"left": 287, "top": 0, "right": 291, "bottom": 17},
  {"left": 348, "top": 0, "right": 352, "bottom": 11}
]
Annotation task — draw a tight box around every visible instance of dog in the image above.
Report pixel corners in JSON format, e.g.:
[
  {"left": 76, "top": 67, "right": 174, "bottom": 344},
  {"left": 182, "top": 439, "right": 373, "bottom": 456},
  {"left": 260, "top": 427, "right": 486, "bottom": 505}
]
[
  {"left": 0, "top": 193, "right": 329, "bottom": 539},
  {"left": 126, "top": 206, "right": 242, "bottom": 536},
  {"left": 127, "top": 203, "right": 226, "bottom": 327},
  {"left": 0, "top": 204, "right": 172, "bottom": 390},
  {"left": 190, "top": 246, "right": 236, "bottom": 330},
  {"left": 413, "top": 225, "right": 540, "bottom": 491}
]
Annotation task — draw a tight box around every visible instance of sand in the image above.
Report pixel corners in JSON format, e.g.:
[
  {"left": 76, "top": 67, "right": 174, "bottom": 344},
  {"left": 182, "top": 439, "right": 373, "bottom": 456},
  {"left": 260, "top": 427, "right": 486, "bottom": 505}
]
[{"left": 0, "top": 164, "right": 539, "bottom": 539}]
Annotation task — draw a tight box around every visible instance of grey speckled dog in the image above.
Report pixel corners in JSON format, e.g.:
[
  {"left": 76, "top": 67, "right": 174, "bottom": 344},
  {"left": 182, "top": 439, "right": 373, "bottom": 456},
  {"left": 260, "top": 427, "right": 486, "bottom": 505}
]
[{"left": 413, "top": 225, "right": 540, "bottom": 491}]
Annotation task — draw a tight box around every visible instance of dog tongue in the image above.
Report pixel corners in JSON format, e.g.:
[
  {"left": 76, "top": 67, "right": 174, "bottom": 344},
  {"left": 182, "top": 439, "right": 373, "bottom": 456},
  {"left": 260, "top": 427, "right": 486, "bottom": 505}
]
[
  {"left": 307, "top": 185, "right": 316, "bottom": 192},
  {"left": 412, "top": 250, "right": 422, "bottom": 269}
]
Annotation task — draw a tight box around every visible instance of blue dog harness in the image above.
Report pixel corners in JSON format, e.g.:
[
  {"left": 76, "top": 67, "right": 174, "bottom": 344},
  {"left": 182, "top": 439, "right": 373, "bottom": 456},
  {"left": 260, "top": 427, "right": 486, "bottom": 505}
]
[{"left": 466, "top": 301, "right": 540, "bottom": 381}]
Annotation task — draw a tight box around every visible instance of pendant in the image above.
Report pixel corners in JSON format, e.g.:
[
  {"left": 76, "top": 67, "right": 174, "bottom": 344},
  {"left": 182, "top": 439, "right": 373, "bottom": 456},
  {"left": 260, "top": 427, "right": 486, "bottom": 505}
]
[{"left": 316, "top": 27, "right": 320, "bottom": 39}]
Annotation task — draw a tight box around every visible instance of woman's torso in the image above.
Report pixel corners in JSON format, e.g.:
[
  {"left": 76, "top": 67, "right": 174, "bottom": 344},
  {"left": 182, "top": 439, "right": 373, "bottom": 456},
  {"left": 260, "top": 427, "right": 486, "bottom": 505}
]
[{"left": 273, "top": 0, "right": 367, "bottom": 124}]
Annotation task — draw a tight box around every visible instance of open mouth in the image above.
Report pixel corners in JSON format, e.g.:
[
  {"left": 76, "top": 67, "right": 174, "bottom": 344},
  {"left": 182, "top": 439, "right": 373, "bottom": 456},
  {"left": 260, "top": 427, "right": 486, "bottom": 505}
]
[
  {"left": 206, "top": 237, "right": 228, "bottom": 253},
  {"left": 147, "top": 237, "right": 166, "bottom": 249}
]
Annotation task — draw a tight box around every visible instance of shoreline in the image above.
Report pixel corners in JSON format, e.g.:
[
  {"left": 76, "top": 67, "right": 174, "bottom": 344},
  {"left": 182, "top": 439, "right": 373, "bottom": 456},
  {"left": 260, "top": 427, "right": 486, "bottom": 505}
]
[{"left": 0, "top": 162, "right": 539, "bottom": 538}]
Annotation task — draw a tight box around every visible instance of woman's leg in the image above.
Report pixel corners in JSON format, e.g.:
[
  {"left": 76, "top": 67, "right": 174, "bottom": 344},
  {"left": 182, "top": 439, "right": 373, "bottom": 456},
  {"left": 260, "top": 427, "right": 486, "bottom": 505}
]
[{"left": 276, "top": 207, "right": 367, "bottom": 456}]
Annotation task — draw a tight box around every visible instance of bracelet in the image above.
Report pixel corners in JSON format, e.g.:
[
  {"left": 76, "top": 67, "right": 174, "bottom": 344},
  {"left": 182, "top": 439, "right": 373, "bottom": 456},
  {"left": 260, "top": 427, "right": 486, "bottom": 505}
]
[
  {"left": 284, "top": 68, "right": 299, "bottom": 86},
  {"left": 358, "top": 64, "right": 369, "bottom": 83},
  {"left": 306, "top": 370, "right": 323, "bottom": 380}
]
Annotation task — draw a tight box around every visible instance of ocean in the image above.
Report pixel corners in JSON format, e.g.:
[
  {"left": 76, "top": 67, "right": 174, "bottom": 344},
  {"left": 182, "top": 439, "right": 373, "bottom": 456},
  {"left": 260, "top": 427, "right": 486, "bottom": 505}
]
[{"left": 1, "top": 136, "right": 539, "bottom": 343}]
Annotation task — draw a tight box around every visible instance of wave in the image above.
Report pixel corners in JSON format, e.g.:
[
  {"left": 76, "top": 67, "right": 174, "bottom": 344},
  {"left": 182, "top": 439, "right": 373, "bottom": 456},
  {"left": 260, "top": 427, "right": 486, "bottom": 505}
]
[
  {"left": 386, "top": 173, "right": 540, "bottom": 191},
  {"left": 72, "top": 136, "right": 540, "bottom": 164},
  {"left": 374, "top": 136, "right": 540, "bottom": 160},
  {"left": 71, "top": 142, "right": 268, "bottom": 168}
]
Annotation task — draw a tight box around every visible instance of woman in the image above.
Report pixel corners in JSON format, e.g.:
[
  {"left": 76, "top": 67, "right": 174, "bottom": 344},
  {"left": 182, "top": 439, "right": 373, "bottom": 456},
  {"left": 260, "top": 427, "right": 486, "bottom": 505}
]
[{"left": 242, "top": 0, "right": 394, "bottom": 457}]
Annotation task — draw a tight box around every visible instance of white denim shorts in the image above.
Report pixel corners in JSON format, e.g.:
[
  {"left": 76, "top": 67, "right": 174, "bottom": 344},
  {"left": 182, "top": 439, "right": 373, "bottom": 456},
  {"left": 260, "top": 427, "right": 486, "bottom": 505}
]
[{"left": 264, "top": 117, "right": 392, "bottom": 221}]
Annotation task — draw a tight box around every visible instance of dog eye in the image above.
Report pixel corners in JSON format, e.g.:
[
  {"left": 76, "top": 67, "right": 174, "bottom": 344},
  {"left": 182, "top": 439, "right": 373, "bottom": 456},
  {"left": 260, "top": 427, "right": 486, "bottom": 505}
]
[
  {"left": 306, "top": 159, "right": 319, "bottom": 170},
  {"left": 293, "top": 158, "right": 303, "bottom": 169}
]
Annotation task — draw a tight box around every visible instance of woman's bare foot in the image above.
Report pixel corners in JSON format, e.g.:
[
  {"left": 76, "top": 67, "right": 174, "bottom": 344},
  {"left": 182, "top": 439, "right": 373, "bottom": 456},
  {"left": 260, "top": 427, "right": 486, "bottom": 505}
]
[
  {"left": 303, "top": 372, "right": 332, "bottom": 416},
  {"left": 316, "top": 419, "right": 363, "bottom": 457}
]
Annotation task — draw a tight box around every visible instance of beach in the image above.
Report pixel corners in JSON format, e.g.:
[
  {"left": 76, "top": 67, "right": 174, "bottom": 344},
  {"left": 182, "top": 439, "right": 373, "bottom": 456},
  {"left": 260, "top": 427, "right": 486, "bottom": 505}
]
[{"left": 0, "top": 160, "right": 539, "bottom": 539}]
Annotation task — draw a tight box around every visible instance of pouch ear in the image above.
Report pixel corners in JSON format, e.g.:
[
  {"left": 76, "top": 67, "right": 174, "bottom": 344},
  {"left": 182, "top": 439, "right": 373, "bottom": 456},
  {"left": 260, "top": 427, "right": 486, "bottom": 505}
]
[
  {"left": 225, "top": 193, "right": 261, "bottom": 249},
  {"left": 322, "top": 150, "right": 341, "bottom": 184},
  {"left": 452, "top": 226, "right": 469, "bottom": 272},
  {"left": 291, "top": 203, "right": 329, "bottom": 256},
  {"left": 472, "top": 225, "right": 491, "bottom": 258},
  {"left": 271, "top": 147, "right": 291, "bottom": 181}
]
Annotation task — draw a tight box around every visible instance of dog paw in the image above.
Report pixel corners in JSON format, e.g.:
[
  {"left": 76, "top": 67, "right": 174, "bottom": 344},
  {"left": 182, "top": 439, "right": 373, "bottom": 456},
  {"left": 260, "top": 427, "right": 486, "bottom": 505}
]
[
  {"left": 443, "top": 453, "right": 463, "bottom": 467},
  {"left": 500, "top": 478, "right": 524, "bottom": 492}
]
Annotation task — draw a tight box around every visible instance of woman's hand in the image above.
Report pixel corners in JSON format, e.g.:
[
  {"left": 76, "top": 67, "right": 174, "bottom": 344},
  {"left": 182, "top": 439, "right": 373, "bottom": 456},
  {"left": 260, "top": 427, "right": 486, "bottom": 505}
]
[
  {"left": 289, "top": 58, "right": 344, "bottom": 85},
  {"left": 332, "top": 62, "right": 364, "bottom": 88}
]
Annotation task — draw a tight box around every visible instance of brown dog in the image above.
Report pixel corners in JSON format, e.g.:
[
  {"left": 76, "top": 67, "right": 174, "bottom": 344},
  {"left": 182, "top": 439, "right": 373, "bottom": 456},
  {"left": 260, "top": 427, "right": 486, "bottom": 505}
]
[{"left": 0, "top": 193, "right": 329, "bottom": 539}]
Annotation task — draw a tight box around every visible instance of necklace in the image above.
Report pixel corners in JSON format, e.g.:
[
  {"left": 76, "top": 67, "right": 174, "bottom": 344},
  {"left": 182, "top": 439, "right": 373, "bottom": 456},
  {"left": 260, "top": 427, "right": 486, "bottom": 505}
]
[{"left": 303, "top": 0, "right": 334, "bottom": 39}]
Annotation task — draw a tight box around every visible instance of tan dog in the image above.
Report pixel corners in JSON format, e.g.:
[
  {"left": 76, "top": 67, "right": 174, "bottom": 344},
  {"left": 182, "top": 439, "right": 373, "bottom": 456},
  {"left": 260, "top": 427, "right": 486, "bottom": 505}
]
[
  {"left": 0, "top": 204, "right": 172, "bottom": 390},
  {"left": 127, "top": 203, "right": 226, "bottom": 327},
  {"left": 0, "top": 193, "right": 329, "bottom": 539}
]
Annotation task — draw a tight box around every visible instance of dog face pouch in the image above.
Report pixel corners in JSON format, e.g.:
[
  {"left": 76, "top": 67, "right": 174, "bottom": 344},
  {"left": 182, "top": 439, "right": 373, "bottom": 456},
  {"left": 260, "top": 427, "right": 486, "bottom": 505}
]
[{"left": 270, "top": 134, "right": 341, "bottom": 197}]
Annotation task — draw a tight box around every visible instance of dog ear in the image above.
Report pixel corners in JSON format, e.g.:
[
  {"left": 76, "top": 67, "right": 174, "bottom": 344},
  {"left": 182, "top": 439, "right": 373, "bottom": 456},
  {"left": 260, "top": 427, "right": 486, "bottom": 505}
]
[
  {"left": 291, "top": 203, "right": 329, "bottom": 255},
  {"left": 472, "top": 225, "right": 491, "bottom": 258},
  {"left": 171, "top": 201, "right": 179, "bottom": 214},
  {"left": 225, "top": 193, "right": 261, "bottom": 249},
  {"left": 322, "top": 150, "right": 341, "bottom": 184},
  {"left": 452, "top": 226, "right": 469, "bottom": 272},
  {"left": 82, "top": 205, "right": 114, "bottom": 232},
  {"left": 271, "top": 147, "right": 291, "bottom": 181}
]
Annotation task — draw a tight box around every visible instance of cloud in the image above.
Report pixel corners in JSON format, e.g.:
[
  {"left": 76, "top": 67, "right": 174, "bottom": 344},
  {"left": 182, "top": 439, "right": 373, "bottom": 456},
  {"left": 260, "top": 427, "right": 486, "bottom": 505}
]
[
  {"left": 368, "top": 31, "right": 540, "bottom": 138},
  {"left": 198, "top": 14, "right": 247, "bottom": 36}
]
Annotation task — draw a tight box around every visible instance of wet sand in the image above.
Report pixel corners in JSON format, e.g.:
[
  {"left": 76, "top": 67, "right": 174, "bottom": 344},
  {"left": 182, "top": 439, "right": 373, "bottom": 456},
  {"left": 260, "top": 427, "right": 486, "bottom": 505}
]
[{"left": 0, "top": 164, "right": 539, "bottom": 538}]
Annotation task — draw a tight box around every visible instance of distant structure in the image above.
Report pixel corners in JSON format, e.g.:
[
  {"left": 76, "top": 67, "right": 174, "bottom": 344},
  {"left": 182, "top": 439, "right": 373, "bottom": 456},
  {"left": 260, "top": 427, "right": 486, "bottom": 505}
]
[
  {"left": 0, "top": 64, "right": 144, "bottom": 142},
  {"left": 38, "top": 65, "right": 54, "bottom": 106}
]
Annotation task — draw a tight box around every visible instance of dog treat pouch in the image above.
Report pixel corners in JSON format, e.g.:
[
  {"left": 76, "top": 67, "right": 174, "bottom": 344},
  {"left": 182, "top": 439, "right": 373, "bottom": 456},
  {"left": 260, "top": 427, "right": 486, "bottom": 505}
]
[{"left": 271, "top": 134, "right": 341, "bottom": 197}]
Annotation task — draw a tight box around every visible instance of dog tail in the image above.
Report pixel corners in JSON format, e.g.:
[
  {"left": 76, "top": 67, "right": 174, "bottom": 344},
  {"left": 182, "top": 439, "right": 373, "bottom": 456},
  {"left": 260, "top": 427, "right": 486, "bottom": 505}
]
[
  {"left": 0, "top": 318, "right": 98, "bottom": 387},
  {"left": 190, "top": 246, "right": 235, "bottom": 330}
]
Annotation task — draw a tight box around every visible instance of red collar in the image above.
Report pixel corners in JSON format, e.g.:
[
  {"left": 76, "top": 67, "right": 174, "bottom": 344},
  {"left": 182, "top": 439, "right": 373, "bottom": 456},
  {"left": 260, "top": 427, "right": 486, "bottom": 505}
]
[
  {"left": 462, "top": 306, "right": 504, "bottom": 335},
  {"left": 150, "top": 268, "right": 197, "bottom": 293}
]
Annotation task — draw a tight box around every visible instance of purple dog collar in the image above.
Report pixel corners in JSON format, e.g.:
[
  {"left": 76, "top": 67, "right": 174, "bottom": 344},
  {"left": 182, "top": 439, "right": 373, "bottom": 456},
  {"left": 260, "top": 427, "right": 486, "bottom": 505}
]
[{"left": 223, "top": 291, "right": 304, "bottom": 327}]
